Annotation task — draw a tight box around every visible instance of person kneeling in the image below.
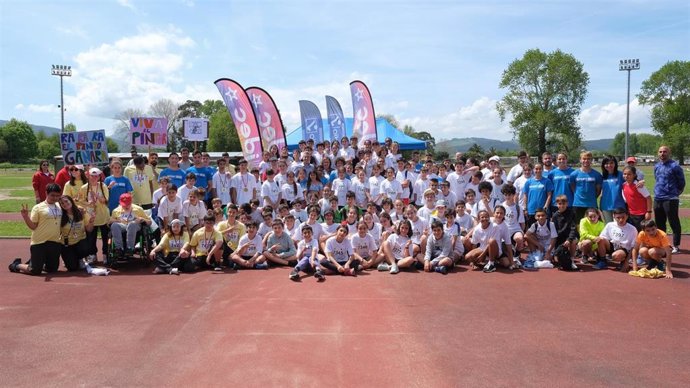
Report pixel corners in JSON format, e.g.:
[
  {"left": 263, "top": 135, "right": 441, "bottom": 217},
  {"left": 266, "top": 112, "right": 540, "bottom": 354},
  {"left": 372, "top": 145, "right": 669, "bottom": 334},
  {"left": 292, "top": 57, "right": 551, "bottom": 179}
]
[{"left": 594, "top": 208, "right": 638, "bottom": 271}]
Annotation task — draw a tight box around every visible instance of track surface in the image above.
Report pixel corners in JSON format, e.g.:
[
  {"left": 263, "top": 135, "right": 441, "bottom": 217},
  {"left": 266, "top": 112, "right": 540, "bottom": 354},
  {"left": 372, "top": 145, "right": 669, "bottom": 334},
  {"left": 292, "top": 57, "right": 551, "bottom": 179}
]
[{"left": 1, "top": 238, "right": 689, "bottom": 387}]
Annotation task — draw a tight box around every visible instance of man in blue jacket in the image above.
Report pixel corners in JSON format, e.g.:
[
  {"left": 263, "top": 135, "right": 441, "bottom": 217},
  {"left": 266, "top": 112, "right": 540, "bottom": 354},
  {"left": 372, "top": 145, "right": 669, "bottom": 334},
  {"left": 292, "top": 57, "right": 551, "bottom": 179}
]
[{"left": 654, "top": 146, "right": 686, "bottom": 253}]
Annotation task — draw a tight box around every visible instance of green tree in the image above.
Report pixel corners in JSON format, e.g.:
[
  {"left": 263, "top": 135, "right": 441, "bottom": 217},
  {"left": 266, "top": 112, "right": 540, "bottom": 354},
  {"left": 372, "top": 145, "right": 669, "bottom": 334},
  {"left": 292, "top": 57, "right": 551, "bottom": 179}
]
[
  {"left": 637, "top": 60, "right": 690, "bottom": 164},
  {"left": 609, "top": 132, "right": 640, "bottom": 157},
  {"left": 497, "top": 48, "right": 589, "bottom": 156},
  {"left": 207, "top": 109, "right": 240, "bottom": 152},
  {"left": 636, "top": 133, "right": 663, "bottom": 155},
  {"left": 466, "top": 143, "right": 485, "bottom": 159},
  {"left": 106, "top": 137, "right": 120, "bottom": 153},
  {"left": 0, "top": 119, "right": 38, "bottom": 161},
  {"left": 37, "top": 139, "right": 60, "bottom": 160},
  {"left": 64, "top": 123, "right": 77, "bottom": 132}
]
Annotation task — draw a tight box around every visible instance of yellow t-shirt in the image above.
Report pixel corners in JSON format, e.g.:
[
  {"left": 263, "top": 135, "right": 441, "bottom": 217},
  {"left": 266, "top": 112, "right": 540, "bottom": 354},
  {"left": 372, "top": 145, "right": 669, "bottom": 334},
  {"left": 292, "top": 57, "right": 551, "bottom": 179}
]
[
  {"left": 124, "top": 165, "right": 155, "bottom": 205},
  {"left": 30, "top": 201, "right": 63, "bottom": 245},
  {"left": 189, "top": 228, "right": 222, "bottom": 256},
  {"left": 60, "top": 210, "right": 91, "bottom": 245},
  {"left": 159, "top": 231, "right": 190, "bottom": 256},
  {"left": 78, "top": 182, "right": 110, "bottom": 226},
  {"left": 110, "top": 204, "right": 151, "bottom": 224},
  {"left": 63, "top": 178, "right": 84, "bottom": 199},
  {"left": 636, "top": 229, "right": 669, "bottom": 249},
  {"left": 216, "top": 220, "right": 246, "bottom": 251}
]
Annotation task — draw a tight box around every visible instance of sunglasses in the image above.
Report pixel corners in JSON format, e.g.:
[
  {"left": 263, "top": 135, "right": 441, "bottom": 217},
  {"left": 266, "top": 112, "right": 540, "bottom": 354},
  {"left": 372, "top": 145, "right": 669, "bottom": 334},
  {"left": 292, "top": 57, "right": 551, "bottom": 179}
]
[{"left": 70, "top": 168, "right": 79, "bottom": 171}]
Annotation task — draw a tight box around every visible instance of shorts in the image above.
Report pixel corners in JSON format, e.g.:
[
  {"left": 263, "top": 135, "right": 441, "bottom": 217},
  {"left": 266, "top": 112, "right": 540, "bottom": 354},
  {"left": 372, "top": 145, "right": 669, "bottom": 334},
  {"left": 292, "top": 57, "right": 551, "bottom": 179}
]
[{"left": 606, "top": 244, "right": 629, "bottom": 257}]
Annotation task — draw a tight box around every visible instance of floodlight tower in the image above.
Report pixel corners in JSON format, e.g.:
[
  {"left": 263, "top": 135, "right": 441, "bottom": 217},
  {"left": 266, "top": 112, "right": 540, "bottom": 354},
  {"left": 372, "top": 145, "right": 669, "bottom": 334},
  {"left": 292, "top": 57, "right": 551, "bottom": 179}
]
[
  {"left": 51, "top": 64, "right": 72, "bottom": 132},
  {"left": 619, "top": 59, "right": 640, "bottom": 160}
]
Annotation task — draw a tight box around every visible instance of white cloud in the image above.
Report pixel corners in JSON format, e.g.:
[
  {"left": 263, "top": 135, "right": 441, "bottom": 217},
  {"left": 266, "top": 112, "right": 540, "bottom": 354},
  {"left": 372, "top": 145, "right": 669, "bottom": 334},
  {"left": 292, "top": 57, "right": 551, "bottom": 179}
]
[
  {"left": 56, "top": 26, "right": 88, "bottom": 39},
  {"left": 117, "top": 0, "right": 136, "bottom": 11},
  {"left": 400, "top": 97, "right": 512, "bottom": 140},
  {"left": 64, "top": 25, "right": 198, "bottom": 122},
  {"left": 15, "top": 103, "right": 59, "bottom": 113},
  {"left": 578, "top": 99, "right": 652, "bottom": 138}
]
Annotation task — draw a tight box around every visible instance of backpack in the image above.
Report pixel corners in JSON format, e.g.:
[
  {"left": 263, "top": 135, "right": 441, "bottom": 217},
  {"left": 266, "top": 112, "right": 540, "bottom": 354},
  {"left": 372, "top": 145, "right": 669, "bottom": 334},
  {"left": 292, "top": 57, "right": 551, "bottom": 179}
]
[{"left": 554, "top": 245, "right": 574, "bottom": 271}]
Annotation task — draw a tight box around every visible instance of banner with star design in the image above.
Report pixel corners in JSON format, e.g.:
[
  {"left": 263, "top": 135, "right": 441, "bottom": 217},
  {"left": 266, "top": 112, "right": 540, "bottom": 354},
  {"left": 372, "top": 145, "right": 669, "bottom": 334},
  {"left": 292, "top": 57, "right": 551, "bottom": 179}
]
[
  {"left": 214, "top": 78, "right": 263, "bottom": 168},
  {"left": 350, "top": 80, "right": 377, "bottom": 144},
  {"left": 299, "top": 100, "right": 324, "bottom": 143},
  {"left": 325, "top": 95, "right": 346, "bottom": 142},
  {"left": 245, "top": 86, "right": 288, "bottom": 153}
]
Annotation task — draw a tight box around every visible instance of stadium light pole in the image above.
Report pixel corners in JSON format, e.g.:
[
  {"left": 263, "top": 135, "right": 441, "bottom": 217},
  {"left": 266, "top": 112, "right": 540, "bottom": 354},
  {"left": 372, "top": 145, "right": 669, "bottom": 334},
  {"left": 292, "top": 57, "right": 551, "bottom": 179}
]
[
  {"left": 619, "top": 58, "right": 640, "bottom": 160},
  {"left": 51, "top": 64, "right": 72, "bottom": 132}
]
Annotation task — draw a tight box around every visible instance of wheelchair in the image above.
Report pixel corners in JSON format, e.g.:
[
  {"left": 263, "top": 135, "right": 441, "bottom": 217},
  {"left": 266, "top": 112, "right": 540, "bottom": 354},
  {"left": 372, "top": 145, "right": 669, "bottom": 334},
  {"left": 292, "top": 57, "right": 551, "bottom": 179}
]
[{"left": 106, "top": 221, "right": 156, "bottom": 268}]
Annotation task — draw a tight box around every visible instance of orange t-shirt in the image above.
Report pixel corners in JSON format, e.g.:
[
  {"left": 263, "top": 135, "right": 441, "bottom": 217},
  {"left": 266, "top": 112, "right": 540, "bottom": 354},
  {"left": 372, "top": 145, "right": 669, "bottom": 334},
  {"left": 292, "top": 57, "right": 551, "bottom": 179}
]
[{"left": 636, "top": 229, "right": 669, "bottom": 249}]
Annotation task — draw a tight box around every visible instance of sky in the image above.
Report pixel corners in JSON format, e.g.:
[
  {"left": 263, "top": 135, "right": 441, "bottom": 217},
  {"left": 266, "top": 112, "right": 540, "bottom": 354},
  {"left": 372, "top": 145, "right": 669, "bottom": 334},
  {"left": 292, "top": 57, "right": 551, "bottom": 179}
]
[{"left": 1, "top": 0, "right": 688, "bottom": 142}]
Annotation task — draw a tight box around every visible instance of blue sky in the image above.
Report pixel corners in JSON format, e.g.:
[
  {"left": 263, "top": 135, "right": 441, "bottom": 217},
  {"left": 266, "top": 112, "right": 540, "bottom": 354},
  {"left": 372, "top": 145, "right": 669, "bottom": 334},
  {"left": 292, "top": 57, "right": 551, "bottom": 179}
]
[{"left": 1, "top": 0, "right": 688, "bottom": 141}]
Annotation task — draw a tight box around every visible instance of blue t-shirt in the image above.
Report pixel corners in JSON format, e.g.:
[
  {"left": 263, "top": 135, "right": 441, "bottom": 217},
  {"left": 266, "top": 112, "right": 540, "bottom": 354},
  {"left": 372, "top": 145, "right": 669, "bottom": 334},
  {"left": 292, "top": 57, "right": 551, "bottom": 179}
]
[
  {"left": 569, "top": 169, "right": 603, "bottom": 208},
  {"left": 104, "top": 175, "right": 133, "bottom": 212},
  {"left": 185, "top": 166, "right": 213, "bottom": 190},
  {"left": 600, "top": 172, "right": 626, "bottom": 211},
  {"left": 523, "top": 177, "right": 553, "bottom": 215},
  {"left": 159, "top": 167, "right": 186, "bottom": 189},
  {"left": 547, "top": 167, "right": 574, "bottom": 207}
]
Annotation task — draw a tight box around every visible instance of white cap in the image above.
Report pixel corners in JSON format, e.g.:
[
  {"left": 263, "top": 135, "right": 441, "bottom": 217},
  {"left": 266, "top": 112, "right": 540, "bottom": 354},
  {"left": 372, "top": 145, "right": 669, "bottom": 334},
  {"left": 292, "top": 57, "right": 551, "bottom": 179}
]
[
  {"left": 89, "top": 167, "right": 102, "bottom": 176},
  {"left": 488, "top": 155, "right": 500, "bottom": 163}
]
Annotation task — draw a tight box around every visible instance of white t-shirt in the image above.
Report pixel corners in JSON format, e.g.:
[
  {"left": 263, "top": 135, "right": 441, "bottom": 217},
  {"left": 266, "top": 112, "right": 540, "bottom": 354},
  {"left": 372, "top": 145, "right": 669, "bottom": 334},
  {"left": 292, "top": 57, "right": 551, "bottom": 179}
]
[
  {"left": 507, "top": 164, "right": 524, "bottom": 183},
  {"left": 293, "top": 220, "right": 324, "bottom": 242},
  {"left": 183, "top": 200, "right": 207, "bottom": 227},
  {"left": 502, "top": 201, "right": 525, "bottom": 234},
  {"left": 212, "top": 171, "right": 233, "bottom": 205},
  {"left": 471, "top": 222, "right": 501, "bottom": 250},
  {"left": 600, "top": 221, "right": 638, "bottom": 251},
  {"left": 331, "top": 177, "right": 352, "bottom": 207},
  {"left": 409, "top": 217, "right": 428, "bottom": 245},
  {"left": 261, "top": 180, "right": 282, "bottom": 205},
  {"left": 297, "top": 238, "right": 319, "bottom": 259},
  {"left": 527, "top": 220, "right": 557, "bottom": 249},
  {"left": 455, "top": 213, "right": 474, "bottom": 232},
  {"left": 231, "top": 172, "right": 257, "bottom": 204},
  {"left": 325, "top": 236, "right": 353, "bottom": 263},
  {"left": 380, "top": 179, "right": 403, "bottom": 200},
  {"left": 158, "top": 196, "right": 183, "bottom": 222},
  {"left": 351, "top": 177, "right": 370, "bottom": 206},
  {"left": 351, "top": 232, "right": 377, "bottom": 258},
  {"left": 237, "top": 233, "right": 263, "bottom": 257},
  {"left": 368, "top": 175, "right": 384, "bottom": 204},
  {"left": 386, "top": 233, "right": 412, "bottom": 258}
]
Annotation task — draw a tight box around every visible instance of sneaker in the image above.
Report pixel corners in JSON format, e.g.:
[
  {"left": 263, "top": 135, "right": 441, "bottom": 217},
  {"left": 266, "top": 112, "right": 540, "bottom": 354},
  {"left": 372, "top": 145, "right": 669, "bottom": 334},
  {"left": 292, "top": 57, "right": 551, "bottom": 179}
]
[
  {"left": 570, "top": 262, "right": 579, "bottom": 270},
  {"left": 377, "top": 263, "right": 390, "bottom": 272},
  {"left": 389, "top": 264, "right": 399, "bottom": 274},
  {"left": 314, "top": 270, "right": 325, "bottom": 281},
  {"left": 483, "top": 262, "right": 496, "bottom": 273},
  {"left": 289, "top": 270, "right": 299, "bottom": 281},
  {"left": 356, "top": 264, "right": 364, "bottom": 272},
  {"left": 153, "top": 267, "right": 166, "bottom": 274},
  {"left": 671, "top": 246, "right": 679, "bottom": 254},
  {"left": 434, "top": 265, "right": 448, "bottom": 275},
  {"left": 86, "top": 254, "right": 97, "bottom": 264},
  {"left": 8, "top": 258, "right": 21, "bottom": 273},
  {"left": 593, "top": 260, "right": 607, "bottom": 270},
  {"left": 254, "top": 262, "right": 269, "bottom": 270},
  {"left": 512, "top": 258, "right": 522, "bottom": 269},
  {"left": 169, "top": 268, "right": 180, "bottom": 275},
  {"left": 213, "top": 266, "right": 223, "bottom": 272}
]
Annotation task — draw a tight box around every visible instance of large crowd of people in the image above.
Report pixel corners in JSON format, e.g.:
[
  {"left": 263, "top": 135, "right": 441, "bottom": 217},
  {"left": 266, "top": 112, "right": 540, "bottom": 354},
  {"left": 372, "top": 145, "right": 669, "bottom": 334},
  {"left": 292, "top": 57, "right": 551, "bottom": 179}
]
[{"left": 11, "top": 140, "right": 685, "bottom": 280}]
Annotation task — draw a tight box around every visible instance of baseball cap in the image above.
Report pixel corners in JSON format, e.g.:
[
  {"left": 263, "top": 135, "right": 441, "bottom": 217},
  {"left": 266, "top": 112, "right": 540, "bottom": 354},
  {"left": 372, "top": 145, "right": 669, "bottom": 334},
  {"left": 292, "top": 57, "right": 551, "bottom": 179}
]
[
  {"left": 626, "top": 156, "right": 637, "bottom": 163},
  {"left": 435, "top": 199, "right": 448, "bottom": 208},
  {"left": 489, "top": 155, "right": 500, "bottom": 163},
  {"left": 89, "top": 167, "right": 102, "bottom": 176},
  {"left": 169, "top": 219, "right": 183, "bottom": 227},
  {"left": 119, "top": 193, "right": 132, "bottom": 206}
]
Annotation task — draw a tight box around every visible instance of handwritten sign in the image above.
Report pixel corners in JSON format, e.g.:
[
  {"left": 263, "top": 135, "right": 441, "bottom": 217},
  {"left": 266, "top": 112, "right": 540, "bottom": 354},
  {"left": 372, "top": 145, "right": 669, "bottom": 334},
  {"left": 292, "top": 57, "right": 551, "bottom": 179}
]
[
  {"left": 60, "top": 130, "right": 109, "bottom": 165},
  {"left": 183, "top": 118, "right": 209, "bottom": 141},
  {"left": 130, "top": 117, "right": 168, "bottom": 146}
]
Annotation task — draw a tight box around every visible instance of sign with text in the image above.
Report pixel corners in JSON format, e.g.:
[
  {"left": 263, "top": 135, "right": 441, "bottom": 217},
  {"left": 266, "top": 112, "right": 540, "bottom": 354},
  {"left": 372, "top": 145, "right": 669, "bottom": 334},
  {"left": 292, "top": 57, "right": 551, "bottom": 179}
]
[
  {"left": 129, "top": 117, "right": 168, "bottom": 146},
  {"left": 183, "top": 118, "right": 209, "bottom": 141},
  {"left": 60, "top": 130, "right": 109, "bottom": 165}
]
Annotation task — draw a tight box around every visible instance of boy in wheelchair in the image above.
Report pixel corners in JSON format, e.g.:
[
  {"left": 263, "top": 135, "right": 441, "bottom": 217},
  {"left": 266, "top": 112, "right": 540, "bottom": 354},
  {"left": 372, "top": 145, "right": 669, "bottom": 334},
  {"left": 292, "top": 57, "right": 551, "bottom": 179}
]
[{"left": 109, "top": 193, "right": 152, "bottom": 260}]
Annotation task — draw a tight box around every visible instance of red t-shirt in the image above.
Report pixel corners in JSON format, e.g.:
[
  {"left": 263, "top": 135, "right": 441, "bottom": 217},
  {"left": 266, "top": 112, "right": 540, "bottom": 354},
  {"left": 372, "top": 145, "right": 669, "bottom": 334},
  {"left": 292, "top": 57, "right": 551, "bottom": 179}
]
[{"left": 622, "top": 182, "right": 650, "bottom": 216}]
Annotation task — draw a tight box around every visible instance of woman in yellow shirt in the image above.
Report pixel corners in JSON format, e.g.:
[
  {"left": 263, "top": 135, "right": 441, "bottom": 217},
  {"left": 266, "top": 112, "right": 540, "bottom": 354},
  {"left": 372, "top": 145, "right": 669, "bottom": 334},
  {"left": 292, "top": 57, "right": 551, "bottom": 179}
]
[
  {"left": 78, "top": 167, "right": 110, "bottom": 263},
  {"left": 59, "top": 195, "right": 94, "bottom": 271},
  {"left": 63, "top": 165, "right": 86, "bottom": 199},
  {"left": 149, "top": 219, "right": 190, "bottom": 274}
]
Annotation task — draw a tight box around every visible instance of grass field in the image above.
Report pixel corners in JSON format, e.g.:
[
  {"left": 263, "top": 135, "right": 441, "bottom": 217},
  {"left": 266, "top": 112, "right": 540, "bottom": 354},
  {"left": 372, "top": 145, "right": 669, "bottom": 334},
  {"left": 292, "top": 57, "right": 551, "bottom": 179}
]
[{"left": 0, "top": 166, "right": 687, "bottom": 237}]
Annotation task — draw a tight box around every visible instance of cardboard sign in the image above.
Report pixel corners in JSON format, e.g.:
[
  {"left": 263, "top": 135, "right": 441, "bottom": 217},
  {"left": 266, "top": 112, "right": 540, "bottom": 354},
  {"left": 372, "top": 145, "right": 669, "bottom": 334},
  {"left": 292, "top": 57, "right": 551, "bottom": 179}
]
[
  {"left": 60, "top": 130, "right": 109, "bottom": 165},
  {"left": 130, "top": 117, "right": 168, "bottom": 146}
]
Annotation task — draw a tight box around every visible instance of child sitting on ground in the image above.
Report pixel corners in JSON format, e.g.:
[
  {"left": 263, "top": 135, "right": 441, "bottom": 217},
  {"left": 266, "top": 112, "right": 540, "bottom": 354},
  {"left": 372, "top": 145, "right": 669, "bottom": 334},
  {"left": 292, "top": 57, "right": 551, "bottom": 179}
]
[
  {"left": 524, "top": 208, "right": 557, "bottom": 265},
  {"left": 289, "top": 225, "right": 325, "bottom": 281}
]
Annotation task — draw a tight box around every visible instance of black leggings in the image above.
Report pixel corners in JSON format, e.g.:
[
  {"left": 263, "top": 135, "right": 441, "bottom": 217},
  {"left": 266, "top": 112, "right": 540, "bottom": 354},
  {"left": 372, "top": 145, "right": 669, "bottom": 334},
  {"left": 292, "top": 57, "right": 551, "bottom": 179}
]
[
  {"left": 654, "top": 199, "right": 681, "bottom": 246},
  {"left": 61, "top": 239, "right": 89, "bottom": 271},
  {"left": 86, "top": 224, "right": 110, "bottom": 257}
]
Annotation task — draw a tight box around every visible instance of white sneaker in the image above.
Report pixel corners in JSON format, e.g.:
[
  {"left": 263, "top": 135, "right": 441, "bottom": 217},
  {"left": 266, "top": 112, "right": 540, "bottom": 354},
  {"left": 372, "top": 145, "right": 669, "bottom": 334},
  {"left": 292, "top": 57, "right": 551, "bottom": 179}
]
[
  {"left": 377, "top": 263, "right": 390, "bottom": 271},
  {"left": 671, "top": 246, "right": 679, "bottom": 254},
  {"left": 169, "top": 268, "right": 180, "bottom": 275},
  {"left": 389, "top": 264, "right": 399, "bottom": 274}
]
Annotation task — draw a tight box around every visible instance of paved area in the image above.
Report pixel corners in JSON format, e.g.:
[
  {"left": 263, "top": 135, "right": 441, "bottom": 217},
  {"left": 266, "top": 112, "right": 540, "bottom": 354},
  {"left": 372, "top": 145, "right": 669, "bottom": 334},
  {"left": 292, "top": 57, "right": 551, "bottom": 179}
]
[{"left": 1, "top": 238, "right": 689, "bottom": 387}]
